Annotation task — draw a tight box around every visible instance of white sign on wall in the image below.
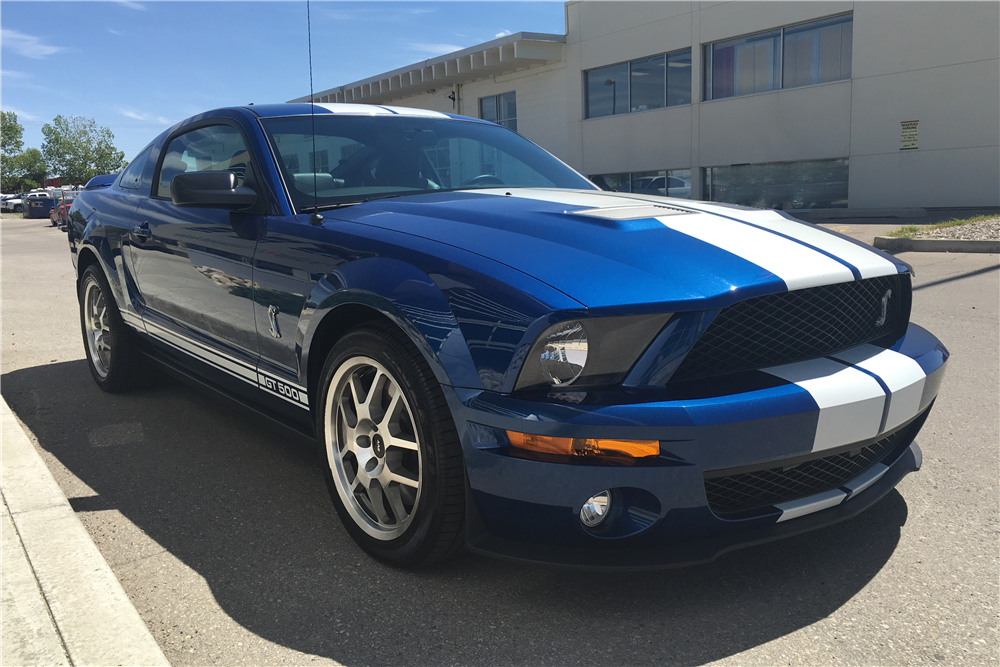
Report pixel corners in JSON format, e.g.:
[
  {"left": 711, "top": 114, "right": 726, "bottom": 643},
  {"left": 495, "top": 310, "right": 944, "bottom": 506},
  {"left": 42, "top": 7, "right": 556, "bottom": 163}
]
[{"left": 900, "top": 120, "right": 919, "bottom": 150}]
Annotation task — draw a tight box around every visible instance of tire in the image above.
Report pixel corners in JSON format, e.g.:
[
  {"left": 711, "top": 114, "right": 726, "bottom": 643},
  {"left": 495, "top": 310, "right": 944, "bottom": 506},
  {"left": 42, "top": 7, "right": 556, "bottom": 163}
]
[
  {"left": 316, "top": 323, "right": 466, "bottom": 567},
  {"left": 78, "top": 265, "right": 143, "bottom": 392},
  {"left": 13, "top": 204, "right": 22, "bottom": 213}
]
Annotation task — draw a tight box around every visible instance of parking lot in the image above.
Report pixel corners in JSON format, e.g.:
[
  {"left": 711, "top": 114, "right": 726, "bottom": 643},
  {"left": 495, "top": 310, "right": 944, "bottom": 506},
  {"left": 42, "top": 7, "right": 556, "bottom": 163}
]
[{"left": 1, "top": 211, "right": 997, "bottom": 666}]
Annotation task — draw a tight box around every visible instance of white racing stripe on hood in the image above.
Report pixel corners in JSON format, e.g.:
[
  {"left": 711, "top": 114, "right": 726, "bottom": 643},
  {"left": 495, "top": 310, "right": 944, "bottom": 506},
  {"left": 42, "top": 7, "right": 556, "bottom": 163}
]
[
  {"left": 682, "top": 203, "right": 899, "bottom": 279},
  {"left": 468, "top": 188, "right": 641, "bottom": 210},
  {"left": 657, "top": 214, "right": 856, "bottom": 290},
  {"left": 478, "top": 189, "right": 857, "bottom": 290}
]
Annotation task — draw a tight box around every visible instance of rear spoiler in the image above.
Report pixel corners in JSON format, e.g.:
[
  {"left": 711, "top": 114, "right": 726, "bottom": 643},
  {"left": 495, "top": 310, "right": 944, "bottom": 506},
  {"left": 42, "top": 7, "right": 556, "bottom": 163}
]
[{"left": 84, "top": 174, "right": 119, "bottom": 190}]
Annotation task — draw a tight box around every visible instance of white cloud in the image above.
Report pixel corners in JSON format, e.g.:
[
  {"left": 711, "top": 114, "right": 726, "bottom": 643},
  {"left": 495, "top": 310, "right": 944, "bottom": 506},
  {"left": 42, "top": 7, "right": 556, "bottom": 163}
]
[
  {"left": 495, "top": 30, "right": 513, "bottom": 38},
  {"left": 115, "top": 1, "right": 146, "bottom": 10},
  {"left": 119, "top": 108, "right": 172, "bottom": 125},
  {"left": 405, "top": 42, "right": 465, "bottom": 56},
  {"left": 1, "top": 107, "right": 39, "bottom": 122},
  {"left": 1, "top": 69, "right": 27, "bottom": 79},
  {"left": 0, "top": 29, "right": 64, "bottom": 59},
  {"left": 107, "top": 28, "right": 123, "bottom": 36}
]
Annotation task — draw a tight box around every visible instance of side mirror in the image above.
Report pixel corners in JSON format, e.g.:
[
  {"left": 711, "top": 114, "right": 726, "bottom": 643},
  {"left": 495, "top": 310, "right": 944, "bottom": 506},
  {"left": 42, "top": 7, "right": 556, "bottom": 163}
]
[{"left": 170, "top": 171, "right": 257, "bottom": 210}]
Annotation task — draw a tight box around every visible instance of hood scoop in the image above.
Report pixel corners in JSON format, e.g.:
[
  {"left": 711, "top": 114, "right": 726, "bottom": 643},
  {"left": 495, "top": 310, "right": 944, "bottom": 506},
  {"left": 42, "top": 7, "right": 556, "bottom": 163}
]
[{"left": 571, "top": 204, "right": 693, "bottom": 220}]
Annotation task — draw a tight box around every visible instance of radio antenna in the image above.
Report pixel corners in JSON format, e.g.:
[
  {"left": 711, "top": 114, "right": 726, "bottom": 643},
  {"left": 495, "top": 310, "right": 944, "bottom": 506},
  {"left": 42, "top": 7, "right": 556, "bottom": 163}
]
[{"left": 307, "top": 0, "right": 323, "bottom": 226}]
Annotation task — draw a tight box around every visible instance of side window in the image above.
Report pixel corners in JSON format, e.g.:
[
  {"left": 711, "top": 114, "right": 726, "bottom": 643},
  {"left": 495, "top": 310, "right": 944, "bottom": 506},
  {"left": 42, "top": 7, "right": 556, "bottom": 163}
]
[
  {"left": 156, "top": 125, "right": 251, "bottom": 198},
  {"left": 119, "top": 147, "right": 151, "bottom": 190}
]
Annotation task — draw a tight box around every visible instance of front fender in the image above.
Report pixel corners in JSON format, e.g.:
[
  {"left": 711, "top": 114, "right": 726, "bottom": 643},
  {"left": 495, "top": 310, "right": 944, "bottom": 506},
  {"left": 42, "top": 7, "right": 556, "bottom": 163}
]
[{"left": 300, "top": 257, "right": 483, "bottom": 392}]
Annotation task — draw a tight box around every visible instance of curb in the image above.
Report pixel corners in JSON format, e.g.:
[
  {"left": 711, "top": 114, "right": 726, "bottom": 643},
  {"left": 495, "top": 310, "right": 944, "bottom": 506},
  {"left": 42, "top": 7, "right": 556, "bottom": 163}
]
[
  {"left": 790, "top": 207, "right": 926, "bottom": 219},
  {"left": 873, "top": 237, "right": 1000, "bottom": 253},
  {"left": 1, "top": 397, "right": 170, "bottom": 667}
]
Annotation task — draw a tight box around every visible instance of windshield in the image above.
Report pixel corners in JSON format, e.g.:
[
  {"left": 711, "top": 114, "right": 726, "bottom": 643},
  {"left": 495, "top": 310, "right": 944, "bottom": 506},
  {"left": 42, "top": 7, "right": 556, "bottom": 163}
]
[{"left": 260, "top": 115, "right": 596, "bottom": 212}]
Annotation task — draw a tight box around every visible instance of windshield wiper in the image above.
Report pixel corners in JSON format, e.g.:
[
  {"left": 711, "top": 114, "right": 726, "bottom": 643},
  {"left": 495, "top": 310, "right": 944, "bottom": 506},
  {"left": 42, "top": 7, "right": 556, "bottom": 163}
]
[
  {"left": 300, "top": 201, "right": 361, "bottom": 213},
  {"left": 300, "top": 193, "right": 411, "bottom": 214}
]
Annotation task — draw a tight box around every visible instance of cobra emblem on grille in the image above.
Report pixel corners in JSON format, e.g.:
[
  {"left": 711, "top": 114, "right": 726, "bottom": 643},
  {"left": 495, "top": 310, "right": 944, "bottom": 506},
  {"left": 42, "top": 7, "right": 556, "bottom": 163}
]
[{"left": 875, "top": 289, "right": 893, "bottom": 327}]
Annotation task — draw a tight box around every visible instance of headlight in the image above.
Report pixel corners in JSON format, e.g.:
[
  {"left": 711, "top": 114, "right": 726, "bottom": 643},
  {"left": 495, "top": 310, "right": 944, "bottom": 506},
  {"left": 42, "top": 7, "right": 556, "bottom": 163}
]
[
  {"left": 515, "top": 313, "right": 672, "bottom": 391},
  {"left": 539, "top": 321, "right": 588, "bottom": 385}
]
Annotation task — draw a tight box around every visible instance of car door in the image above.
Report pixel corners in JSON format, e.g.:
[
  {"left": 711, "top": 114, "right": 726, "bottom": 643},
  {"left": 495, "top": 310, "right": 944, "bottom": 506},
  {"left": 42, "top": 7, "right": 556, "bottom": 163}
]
[{"left": 129, "top": 121, "right": 266, "bottom": 402}]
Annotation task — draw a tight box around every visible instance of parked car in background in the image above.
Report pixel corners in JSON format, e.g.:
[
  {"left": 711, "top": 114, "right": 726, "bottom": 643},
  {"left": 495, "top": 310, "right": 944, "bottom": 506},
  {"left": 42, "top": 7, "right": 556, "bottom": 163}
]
[
  {"left": 632, "top": 175, "right": 691, "bottom": 199},
  {"left": 65, "top": 103, "right": 947, "bottom": 569},
  {"left": 50, "top": 195, "right": 75, "bottom": 227},
  {"left": 2, "top": 194, "right": 25, "bottom": 213}
]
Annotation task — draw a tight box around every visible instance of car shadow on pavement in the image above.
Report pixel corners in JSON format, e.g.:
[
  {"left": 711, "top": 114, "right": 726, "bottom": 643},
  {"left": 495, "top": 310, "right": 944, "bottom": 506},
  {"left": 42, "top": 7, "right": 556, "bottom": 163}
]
[{"left": 2, "top": 360, "right": 910, "bottom": 666}]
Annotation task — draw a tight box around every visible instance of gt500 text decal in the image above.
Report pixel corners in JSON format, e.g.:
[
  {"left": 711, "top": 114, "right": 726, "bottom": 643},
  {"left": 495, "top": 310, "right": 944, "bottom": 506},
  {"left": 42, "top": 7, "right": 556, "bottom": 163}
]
[{"left": 258, "top": 372, "right": 310, "bottom": 407}]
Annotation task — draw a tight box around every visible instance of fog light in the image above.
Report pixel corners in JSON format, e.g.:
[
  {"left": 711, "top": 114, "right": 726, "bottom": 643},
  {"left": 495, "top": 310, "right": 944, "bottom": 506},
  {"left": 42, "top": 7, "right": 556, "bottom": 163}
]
[{"left": 580, "top": 491, "right": 612, "bottom": 527}]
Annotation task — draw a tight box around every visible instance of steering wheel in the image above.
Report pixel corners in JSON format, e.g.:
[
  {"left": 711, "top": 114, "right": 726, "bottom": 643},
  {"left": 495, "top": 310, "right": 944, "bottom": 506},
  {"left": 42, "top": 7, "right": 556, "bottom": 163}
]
[{"left": 459, "top": 174, "right": 504, "bottom": 187}]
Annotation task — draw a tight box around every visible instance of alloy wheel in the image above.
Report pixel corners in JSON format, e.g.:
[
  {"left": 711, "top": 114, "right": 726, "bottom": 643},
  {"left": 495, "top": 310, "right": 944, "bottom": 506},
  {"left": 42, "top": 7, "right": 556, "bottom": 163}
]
[
  {"left": 84, "top": 279, "right": 112, "bottom": 377},
  {"left": 325, "top": 356, "right": 422, "bottom": 540}
]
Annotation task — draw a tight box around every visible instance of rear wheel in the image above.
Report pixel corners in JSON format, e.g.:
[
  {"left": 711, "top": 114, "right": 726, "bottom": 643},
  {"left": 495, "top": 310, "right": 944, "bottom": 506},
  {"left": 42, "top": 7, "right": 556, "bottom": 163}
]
[
  {"left": 79, "top": 265, "right": 142, "bottom": 392},
  {"left": 316, "top": 323, "right": 466, "bottom": 566}
]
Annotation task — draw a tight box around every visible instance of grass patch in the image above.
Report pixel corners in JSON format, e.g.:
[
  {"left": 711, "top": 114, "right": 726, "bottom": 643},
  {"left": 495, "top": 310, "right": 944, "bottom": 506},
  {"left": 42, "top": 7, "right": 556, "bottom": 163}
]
[{"left": 886, "top": 214, "right": 996, "bottom": 238}]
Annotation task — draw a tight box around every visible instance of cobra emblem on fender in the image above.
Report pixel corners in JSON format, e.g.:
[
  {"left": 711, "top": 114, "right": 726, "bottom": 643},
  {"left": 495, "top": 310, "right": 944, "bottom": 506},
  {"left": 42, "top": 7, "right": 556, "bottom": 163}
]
[
  {"left": 875, "top": 289, "right": 892, "bottom": 327},
  {"left": 268, "top": 305, "right": 281, "bottom": 338}
]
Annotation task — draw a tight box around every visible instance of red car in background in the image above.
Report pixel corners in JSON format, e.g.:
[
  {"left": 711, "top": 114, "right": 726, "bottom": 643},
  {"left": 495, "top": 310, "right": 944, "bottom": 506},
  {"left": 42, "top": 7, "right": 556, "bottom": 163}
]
[{"left": 49, "top": 195, "right": 75, "bottom": 227}]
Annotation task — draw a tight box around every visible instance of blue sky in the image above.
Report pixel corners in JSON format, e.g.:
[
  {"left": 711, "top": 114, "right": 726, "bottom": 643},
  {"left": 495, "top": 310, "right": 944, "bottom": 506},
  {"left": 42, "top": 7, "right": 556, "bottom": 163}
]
[{"left": 1, "top": 1, "right": 564, "bottom": 160}]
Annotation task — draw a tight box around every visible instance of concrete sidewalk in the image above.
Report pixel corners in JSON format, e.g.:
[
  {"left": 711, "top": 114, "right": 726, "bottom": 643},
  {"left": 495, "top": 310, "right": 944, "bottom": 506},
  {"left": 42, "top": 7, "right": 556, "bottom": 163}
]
[{"left": 1, "top": 397, "right": 169, "bottom": 667}]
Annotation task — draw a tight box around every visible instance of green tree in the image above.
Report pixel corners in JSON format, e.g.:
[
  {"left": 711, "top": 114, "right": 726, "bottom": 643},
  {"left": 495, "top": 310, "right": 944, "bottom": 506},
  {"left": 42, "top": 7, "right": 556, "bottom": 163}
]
[
  {"left": 41, "top": 115, "right": 127, "bottom": 186},
  {"left": 1, "top": 111, "right": 26, "bottom": 191},
  {"left": 11, "top": 149, "right": 48, "bottom": 191},
  {"left": 2, "top": 111, "right": 24, "bottom": 155}
]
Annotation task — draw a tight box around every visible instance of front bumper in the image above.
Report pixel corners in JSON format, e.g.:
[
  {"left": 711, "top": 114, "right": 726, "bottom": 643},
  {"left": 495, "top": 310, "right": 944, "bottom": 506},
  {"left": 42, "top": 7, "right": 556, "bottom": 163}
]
[{"left": 446, "top": 323, "right": 947, "bottom": 569}]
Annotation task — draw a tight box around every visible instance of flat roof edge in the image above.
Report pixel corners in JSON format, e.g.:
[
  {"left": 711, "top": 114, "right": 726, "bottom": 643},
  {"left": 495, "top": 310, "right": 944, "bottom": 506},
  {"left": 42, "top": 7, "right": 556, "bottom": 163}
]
[{"left": 289, "top": 31, "right": 566, "bottom": 103}]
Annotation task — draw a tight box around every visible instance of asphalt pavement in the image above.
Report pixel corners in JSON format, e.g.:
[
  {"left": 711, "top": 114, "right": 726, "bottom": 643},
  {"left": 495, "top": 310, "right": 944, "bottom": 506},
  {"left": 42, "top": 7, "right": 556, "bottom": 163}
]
[{"left": 1, "top": 211, "right": 997, "bottom": 666}]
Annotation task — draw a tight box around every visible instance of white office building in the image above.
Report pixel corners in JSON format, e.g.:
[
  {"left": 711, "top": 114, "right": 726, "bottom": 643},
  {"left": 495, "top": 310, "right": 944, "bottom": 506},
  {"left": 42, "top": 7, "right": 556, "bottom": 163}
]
[{"left": 291, "top": 1, "right": 1000, "bottom": 210}]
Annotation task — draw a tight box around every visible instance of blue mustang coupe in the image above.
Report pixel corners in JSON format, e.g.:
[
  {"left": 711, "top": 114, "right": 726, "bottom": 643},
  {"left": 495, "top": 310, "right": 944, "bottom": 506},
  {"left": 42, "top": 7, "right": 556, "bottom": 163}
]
[{"left": 66, "top": 104, "right": 947, "bottom": 568}]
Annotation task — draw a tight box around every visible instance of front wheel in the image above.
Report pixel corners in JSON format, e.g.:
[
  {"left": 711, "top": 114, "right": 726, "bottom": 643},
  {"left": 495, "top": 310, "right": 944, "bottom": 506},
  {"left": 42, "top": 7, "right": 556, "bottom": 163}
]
[{"left": 316, "top": 323, "right": 466, "bottom": 567}]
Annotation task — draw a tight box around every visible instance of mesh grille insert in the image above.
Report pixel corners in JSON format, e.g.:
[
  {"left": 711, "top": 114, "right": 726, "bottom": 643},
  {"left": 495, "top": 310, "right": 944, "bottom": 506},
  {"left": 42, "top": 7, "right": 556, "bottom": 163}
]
[
  {"left": 672, "top": 274, "right": 910, "bottom": 383},
  {"left": 704, "top": 427, "right": 913, "bottom": 518}
]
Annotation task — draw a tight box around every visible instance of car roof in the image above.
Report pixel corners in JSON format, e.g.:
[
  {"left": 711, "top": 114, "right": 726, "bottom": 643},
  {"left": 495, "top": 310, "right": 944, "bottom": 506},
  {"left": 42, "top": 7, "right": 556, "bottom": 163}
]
[{"left": 237, "top": 103, "right": 492, "bottom": 125}]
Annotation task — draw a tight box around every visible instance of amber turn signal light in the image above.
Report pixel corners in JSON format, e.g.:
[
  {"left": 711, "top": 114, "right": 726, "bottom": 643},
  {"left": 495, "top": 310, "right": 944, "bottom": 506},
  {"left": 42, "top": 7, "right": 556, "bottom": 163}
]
[{"left": 506, "top": 431, "right": 659, "bottom": 458}]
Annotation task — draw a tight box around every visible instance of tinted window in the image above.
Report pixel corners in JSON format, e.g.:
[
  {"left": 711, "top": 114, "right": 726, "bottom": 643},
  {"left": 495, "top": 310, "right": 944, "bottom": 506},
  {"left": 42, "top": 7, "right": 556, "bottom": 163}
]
[
  {"left": 629, "top": 55, "right": 665, "bottom": 113},
  {"left": 156, "top": 125, "right": 250, "bottom": 198},
  {"left": 261, "top": 115, "right": 594, "bottom": 213},
  {"left": 119, "top": 147, "right": 151, "bottom": 190},
  {"left": 585, "top": 63, "right": 629, "bottom": 118}
]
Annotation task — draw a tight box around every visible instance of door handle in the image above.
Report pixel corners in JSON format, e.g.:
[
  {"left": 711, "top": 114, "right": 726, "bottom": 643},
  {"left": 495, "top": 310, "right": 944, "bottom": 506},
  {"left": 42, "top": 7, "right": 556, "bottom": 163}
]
[{"left": 132, "top": 221, "right": 151, "bottom": 240}]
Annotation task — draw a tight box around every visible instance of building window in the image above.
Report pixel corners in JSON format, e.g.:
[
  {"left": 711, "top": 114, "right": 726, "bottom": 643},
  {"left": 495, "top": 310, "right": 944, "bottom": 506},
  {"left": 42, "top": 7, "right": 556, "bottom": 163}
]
[
  {"left": 589, "top": 168, "right": 692, "bottom": 198},
  {"left": 704, "top": 13, "right": 852, "bottom": 101},
  {"left": 480, "top": 92, "right": 517, "bottom": 132},
  {"left": 309, "top": 149, "right": 329, "bottom": 173},
  {"left": 585, "top": 48, "right": 692, "bottom": 119},
  {"left": 703, "top": 158, "right": 848, "bottom": 209}
]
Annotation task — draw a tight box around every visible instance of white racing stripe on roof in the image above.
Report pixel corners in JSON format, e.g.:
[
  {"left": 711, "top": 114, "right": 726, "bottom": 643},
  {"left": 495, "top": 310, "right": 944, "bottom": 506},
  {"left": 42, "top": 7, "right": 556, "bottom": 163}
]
[
  {"left": 378, "top": 105, "right": 449, "bottom": 118},
  {"left": 775, "top": 488, "right": 847, "bottom": 522},
  {"left": 831, "top": 344, "right": 927, "bottom": 433},
  {"left": 692, "top": 205, "right": 898, "bottom": 279},
  {"left": 313, "top": 103, "right": 448, "bottom": 118},
  {"left": 764, "top": 357, "right": 887, "bottom": 452},
  {"left": 657, "top": 214, "right": 856, "bottom": 291}
]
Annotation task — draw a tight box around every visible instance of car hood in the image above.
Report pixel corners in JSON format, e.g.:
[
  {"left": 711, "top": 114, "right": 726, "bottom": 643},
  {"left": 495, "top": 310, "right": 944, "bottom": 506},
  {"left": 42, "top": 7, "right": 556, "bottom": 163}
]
[{"left": 331, "top": 189, "right": 908, "bottom": 313}]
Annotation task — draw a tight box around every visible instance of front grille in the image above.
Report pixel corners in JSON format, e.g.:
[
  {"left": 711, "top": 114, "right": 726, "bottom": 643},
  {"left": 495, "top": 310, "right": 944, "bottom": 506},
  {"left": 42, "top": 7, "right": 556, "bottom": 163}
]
[
  {"left": 671, "top": 274, "right": 910, "bottom": 383},
  {"left": 704, "top": 424, "right": 916, "bottom": 518}
]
